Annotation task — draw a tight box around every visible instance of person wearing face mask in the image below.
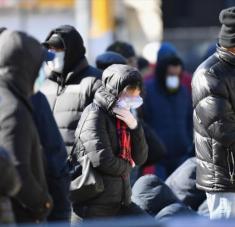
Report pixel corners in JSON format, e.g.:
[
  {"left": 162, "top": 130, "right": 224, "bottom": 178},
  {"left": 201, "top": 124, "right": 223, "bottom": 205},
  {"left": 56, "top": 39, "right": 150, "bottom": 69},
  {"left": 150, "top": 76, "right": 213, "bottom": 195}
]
[
  {"left": 143, "top": 55, "right": 193, "bottom": 180},
  {"left": 0, "top": 30, "right": 53, "bottom": 223},
  {"left": 40, "top": 25, "right": 102, "bottom": 155},
  {"left": 71, "top": 64, "right": 148, "bottom": 219},
  {"left": 95, "top": 51, "right": 167, "bottom": 185}
]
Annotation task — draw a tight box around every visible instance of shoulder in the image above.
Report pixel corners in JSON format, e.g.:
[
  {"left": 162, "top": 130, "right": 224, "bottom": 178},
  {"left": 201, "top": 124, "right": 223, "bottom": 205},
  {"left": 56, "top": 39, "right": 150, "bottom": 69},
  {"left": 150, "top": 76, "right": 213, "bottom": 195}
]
[
  {"left": 84, "top": 65, "right": 102, "bottom": 79},
  {"left": 80, "top": 103, "right": 105, "bottom": 124},
  {"left": 144, "top": 78, "right": 155, "bottom": 93},
  {"left": 193, "top": 54, "right": 223, "bottom": 81},
  {"left": 31, "top": 92, "right": 49, "bottom": 108},
  {"left": 40, "top": 78, "right": 58, "bottom": 94},
  {"left": 0, "top": 94, "right": 30, "bottom": 128}
]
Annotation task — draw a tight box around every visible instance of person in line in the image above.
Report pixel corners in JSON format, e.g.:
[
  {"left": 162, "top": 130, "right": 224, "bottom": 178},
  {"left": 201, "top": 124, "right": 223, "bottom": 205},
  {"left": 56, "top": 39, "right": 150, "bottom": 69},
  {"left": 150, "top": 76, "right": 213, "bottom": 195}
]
[
  {"left": 0, "top": 30, "right": 53, "bottom": 223},
  {"left": 192, "top": 6, "right": 235, "bottom": 219},
  {"left": 40, "top": 25, "right": 102, "bottom": 154},
  {"left": 72, "top": 64, "right": 148, "bottom": 219},
  {"left": 31, "top": 91, "right": 70, "bottom": 222},
  {"left": 143, "top": 54, "right": 193, "bottom": 179}
]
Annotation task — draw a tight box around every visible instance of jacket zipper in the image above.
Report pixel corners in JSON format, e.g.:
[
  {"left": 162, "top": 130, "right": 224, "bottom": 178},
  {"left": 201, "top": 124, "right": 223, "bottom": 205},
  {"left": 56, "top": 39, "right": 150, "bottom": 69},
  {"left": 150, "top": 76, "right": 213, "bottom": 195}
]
[{"left": 227, "top": 147, "right": 235, "bottom": 184}]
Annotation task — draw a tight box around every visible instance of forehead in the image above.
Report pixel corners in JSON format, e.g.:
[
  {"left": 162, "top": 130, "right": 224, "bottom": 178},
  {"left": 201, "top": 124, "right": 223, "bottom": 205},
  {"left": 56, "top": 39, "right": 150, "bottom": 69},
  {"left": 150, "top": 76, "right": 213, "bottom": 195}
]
[
  {"left": 122, "top": 88, "right": 141, "bottom": 97},
  {"left": 48, "top": 46, "right": 64, "bottom": 52},
  {"left": 167, "top": 65, "right": 182, "bottom": 74}
]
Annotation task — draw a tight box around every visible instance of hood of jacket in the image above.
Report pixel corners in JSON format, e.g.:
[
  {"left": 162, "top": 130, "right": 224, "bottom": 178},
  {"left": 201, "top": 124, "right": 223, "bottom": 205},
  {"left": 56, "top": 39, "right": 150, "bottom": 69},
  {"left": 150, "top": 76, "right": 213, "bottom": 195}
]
[
  {"left": 155, "top": 55, "right": 183, "bottom": 92},
  {"left": 94, "top": 64, "right": 142, "bottom": 112},
  {"left": 44, "top": 25, "right": 87, "bottom": 81},
  {"left": 0, "top": 30, "right": 44, "bottom": 97},
  {"left": 132, "top": 175, "right": 179, "bottom": 216}
]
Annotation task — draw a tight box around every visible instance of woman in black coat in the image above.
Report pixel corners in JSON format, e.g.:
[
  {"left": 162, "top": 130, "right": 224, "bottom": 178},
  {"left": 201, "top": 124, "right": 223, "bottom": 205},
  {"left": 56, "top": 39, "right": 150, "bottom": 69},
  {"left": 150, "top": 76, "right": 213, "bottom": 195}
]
[{"left": 72, "top": 64, "right": 148, "bottom": 219}]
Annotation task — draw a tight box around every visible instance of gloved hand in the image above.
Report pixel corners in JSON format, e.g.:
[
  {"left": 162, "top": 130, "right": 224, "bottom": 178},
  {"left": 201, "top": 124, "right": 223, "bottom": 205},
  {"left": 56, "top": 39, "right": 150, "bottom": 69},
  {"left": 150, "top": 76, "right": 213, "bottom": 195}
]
[{"left": 113, "top": 107, "right": 138, "bottom": 130}]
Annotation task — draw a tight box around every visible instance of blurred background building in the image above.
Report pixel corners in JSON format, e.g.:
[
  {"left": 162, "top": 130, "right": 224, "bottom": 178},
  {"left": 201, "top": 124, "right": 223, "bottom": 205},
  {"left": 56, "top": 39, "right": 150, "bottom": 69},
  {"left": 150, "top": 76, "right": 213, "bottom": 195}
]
[{"left": 0, "top": 0, "right": 234, "bottom": 71}]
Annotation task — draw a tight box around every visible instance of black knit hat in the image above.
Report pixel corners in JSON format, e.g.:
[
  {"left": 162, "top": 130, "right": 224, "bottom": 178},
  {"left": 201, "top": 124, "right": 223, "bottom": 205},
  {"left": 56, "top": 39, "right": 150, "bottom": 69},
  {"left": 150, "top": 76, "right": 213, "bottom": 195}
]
[{"left": 219, "top": 7, "right": 235, "bottom": 48}]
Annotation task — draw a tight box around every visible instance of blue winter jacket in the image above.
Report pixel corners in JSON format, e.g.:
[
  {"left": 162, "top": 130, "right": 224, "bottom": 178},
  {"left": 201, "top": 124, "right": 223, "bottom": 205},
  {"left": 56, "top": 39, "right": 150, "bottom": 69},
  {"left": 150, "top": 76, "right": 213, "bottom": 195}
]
[{"left": 143, "top": 79, "right": 193, "bottom": 160}]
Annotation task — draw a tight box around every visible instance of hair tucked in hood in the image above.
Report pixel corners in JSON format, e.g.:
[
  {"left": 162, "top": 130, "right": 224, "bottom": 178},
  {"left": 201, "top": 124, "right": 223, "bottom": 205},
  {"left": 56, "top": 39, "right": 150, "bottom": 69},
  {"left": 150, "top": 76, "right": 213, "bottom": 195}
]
[
  {"left": 0, "top": 30, "right": 45, "bottom": 97},
  {"left": 94, "top": 64, "right": 142, "bottom": 111},
  {"left": 43, "top": 25, "right": 86, "bottom": 77}
]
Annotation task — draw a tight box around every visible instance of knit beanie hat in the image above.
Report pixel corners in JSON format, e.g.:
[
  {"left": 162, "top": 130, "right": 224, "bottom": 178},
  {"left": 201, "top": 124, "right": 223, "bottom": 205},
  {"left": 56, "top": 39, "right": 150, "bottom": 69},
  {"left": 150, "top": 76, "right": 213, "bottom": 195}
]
[{"left": 219, "top": 7, "right": 235, "bottom": 48}]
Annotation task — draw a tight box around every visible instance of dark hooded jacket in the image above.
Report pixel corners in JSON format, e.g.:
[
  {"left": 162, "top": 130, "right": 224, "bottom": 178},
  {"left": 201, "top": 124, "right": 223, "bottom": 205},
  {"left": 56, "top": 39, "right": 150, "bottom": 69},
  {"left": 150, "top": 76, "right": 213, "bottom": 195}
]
[
  {"left": 72, "top": 64, "right": 148, "bottom": 209},
  {"left": 132, "top": 175, "right": 195, "bottom": 220},
  {"left": 40, "top": 25, "right": 102, "bottom": 154},
  {"left": 143, "top": 56, "right": 193, "bottom": 177},
  {"left": 0, "top": 30, "right": 52, "bottom": 223},
  {"left": 31, "top": 92, "right": 70, "bottom": 221},
  {"left": 165, "top": 157, "right": 206, "bottom": 211},
  {"left": 0, "top": 147, "right": 21, "bottom": 224},
  {"left": 192, "top": 45, "right": 235, "bottom": 192}
]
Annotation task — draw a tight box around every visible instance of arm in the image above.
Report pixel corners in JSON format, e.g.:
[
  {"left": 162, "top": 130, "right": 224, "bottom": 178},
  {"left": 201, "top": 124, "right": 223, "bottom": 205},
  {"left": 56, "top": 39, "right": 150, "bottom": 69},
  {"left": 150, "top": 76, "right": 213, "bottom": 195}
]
[
  {"left": 196, "top": 71, "right": 235, "bottom": 146},
  {"left": 130, "top": 121, "right": 148, "bottom": 166},
  {"left": 79, "top": 105, "right": 131, "bottom": 176},
  {"left": 141, "top": 120, "right": 166, "bottom": 165},
  {"left": 31, "top": 92, "right": 70, "bottom": 221},
  {"left": 1, "top": 105, "right": 52, "bottom": 217}
]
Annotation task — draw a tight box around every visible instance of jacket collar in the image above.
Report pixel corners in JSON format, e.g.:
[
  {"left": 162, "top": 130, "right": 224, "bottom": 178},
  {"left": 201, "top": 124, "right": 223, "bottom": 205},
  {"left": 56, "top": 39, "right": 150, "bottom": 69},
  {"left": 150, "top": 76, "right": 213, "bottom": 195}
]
[
  {"left": 49, "top": 57, "right": 89, "bottom": 86},
  {"left": 217, "top": 44, "right": 235, "bottom": 66},
  {"left": 65, "top": 57, "right": 89, "bottom": 83}
]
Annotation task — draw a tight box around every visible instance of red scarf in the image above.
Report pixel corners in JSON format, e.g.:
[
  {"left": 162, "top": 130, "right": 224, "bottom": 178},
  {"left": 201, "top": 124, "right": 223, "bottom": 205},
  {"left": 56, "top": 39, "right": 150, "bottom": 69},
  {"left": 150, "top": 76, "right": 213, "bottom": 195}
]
[{"left": 116, "top": 119, "right": 135, "bottom": 167}]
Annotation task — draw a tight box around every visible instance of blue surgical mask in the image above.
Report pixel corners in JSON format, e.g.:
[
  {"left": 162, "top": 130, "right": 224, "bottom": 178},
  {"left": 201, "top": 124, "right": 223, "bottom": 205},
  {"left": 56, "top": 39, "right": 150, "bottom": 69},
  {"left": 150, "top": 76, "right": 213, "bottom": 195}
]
[{"left": 116, "top": 96, "right": 143, "bottom": 110}]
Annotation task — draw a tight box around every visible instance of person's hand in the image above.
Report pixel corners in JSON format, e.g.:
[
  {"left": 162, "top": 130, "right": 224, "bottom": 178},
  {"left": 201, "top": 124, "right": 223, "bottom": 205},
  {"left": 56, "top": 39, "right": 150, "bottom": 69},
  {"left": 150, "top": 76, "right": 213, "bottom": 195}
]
[{"left": 113, "top": 107, "right": 138, "bottom": 129}]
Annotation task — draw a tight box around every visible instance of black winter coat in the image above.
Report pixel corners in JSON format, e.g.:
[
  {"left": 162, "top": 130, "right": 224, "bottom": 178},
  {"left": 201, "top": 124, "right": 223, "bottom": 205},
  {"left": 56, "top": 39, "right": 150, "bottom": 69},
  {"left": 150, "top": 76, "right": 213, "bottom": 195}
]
[
  {"left": 31, "top": 92, "right": 70, "bottom": 221},
  {"left": 0, "top": 147, "right": 21, "bottom": 224},
  {"left": 192, "top": 45, "right": 235, "bottom": 192},
  {"left": 40, "top": 25, "right": 102, "bottom": 154},
  {"left": 73, "top": 64, "right": 148, "bottom": 206},
  {"left": 0, "top": 31, "right": 52, "bottom": 222}
]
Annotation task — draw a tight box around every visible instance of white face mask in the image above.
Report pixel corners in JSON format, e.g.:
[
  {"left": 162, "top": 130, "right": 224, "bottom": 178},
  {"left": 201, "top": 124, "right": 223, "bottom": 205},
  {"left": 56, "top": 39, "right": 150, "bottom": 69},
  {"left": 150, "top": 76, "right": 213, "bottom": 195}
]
[
  {"left": 166, "top": 75, "right": 180, "bottom": 90},
  {"left": 47, "top": 51, "right": 65, "bottom": 73},
  {"left": 116, "top": 96, "right": 143, "bottom": 110}
]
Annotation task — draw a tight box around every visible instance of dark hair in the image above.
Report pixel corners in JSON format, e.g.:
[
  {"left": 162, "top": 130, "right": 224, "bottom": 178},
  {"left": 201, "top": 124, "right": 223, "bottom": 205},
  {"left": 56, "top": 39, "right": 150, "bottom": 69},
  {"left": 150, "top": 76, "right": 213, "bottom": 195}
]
[
  {"left": 106, "top": 41, "right": 136, "bottom": 59},
  {"left": 137, "top": 56, "right": 149, "bottom": 71}
]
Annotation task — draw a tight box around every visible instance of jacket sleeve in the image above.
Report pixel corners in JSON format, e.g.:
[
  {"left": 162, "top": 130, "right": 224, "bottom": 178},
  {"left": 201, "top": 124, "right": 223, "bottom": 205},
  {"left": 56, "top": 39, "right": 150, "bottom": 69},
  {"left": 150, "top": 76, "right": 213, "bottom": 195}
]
[
  {"left": 31, "top": 92, "right": 70, "bottom": 221},
  {"left": 0, "top": 147, "right": 21, "bottom": 197},
  {"left": 141, "top": 120, "right": 166, "bottom": 165},
  {"left": 1, "top": 104, "right": 52, "bottom": 217},
  {"left": 78, "top": 106, "right": 131, "bottom": 176},
  {"left": 130, "top": 121, "right": 148, "bottom": 166}
]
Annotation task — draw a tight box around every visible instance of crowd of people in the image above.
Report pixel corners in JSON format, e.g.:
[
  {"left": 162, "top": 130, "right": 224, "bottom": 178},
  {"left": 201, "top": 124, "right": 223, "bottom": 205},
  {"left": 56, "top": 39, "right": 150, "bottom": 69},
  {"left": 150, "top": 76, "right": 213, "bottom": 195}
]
[{"left": 0, "top": 6, "right": 235, "bottom": 225}]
